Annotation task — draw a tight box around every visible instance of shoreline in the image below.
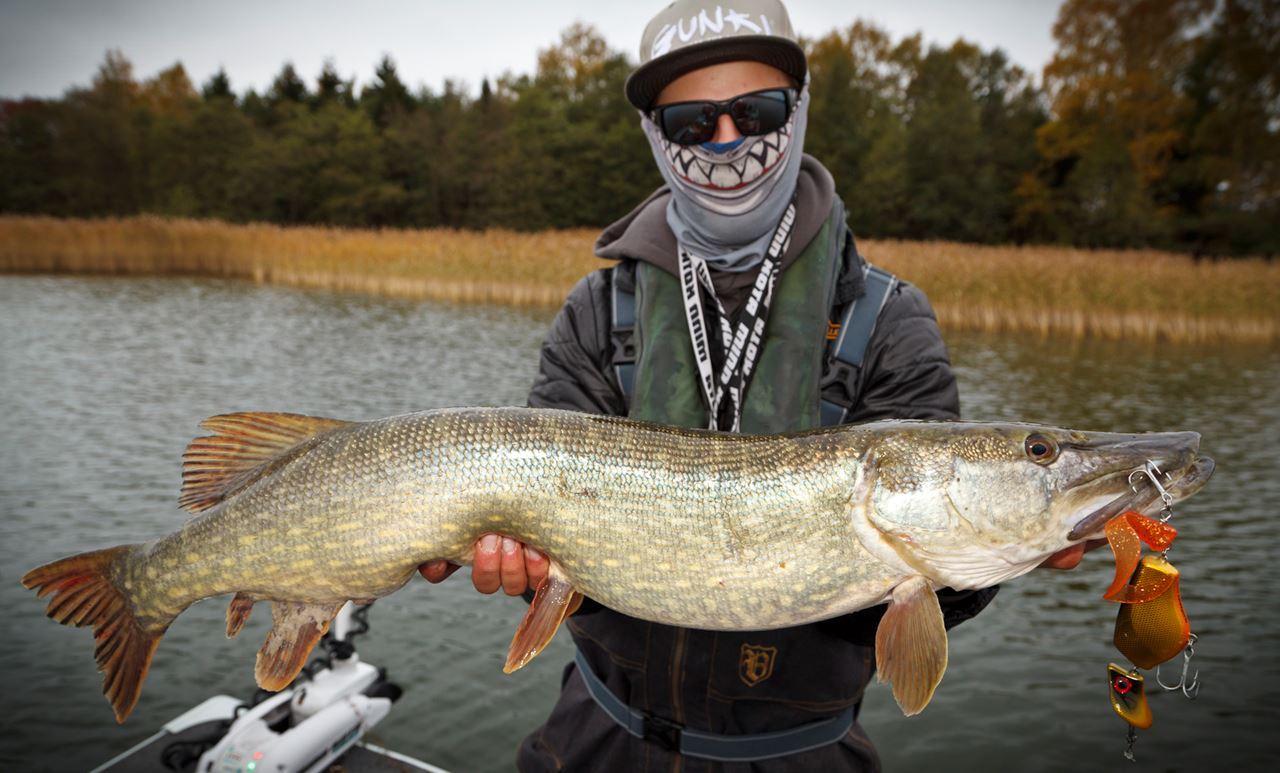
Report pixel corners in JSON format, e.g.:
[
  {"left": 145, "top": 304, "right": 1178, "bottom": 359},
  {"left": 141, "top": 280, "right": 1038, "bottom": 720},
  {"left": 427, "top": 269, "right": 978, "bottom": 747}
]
[{"left": 2, "top": 215, "right": 1276, "bottom": 345}]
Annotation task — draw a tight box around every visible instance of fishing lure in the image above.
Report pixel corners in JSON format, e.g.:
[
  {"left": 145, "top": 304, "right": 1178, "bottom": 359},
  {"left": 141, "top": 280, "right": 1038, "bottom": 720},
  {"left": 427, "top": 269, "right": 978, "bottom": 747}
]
[{"left": 1101, "top": 463, "right": 1202, "bottom": 761}]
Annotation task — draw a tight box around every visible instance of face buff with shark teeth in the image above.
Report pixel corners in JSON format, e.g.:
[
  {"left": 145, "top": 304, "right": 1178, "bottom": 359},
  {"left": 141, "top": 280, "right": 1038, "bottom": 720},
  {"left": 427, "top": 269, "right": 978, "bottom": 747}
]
[{"left": 641, "top": 81, "right": 810, "bottom": 274}]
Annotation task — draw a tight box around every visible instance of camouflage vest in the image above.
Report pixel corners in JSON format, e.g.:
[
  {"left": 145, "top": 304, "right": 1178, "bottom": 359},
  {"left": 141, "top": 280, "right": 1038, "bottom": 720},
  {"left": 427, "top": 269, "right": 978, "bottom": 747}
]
[{"left": 629, "top": 201, "right": 846, "bottom": 433}]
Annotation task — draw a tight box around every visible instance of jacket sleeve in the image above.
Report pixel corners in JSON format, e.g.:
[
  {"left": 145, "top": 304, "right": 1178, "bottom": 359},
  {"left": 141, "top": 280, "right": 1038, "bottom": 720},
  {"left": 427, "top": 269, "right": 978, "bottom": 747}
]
[
  {"left": 845, "top": 281, "right": 960, "bottom": 424},
  {"left": 821, "top": 280, "right": 998, "bottom": 645},
  {"left": 527, "top": 269, "right": 627, "bottom": 417}
]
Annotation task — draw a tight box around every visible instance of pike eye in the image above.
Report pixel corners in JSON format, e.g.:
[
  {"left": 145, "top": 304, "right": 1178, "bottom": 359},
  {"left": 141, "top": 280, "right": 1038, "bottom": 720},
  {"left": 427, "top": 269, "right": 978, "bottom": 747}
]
[{"left": 1025, "top": 434, "right": 1059, "bottom": 464}]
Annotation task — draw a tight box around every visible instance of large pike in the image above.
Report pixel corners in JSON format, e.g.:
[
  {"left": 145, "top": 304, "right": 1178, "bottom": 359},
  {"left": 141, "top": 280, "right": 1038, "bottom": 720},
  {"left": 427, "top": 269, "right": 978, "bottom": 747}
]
[{"left": 23, "top": 407, "right": 1214, "bottom": 722}]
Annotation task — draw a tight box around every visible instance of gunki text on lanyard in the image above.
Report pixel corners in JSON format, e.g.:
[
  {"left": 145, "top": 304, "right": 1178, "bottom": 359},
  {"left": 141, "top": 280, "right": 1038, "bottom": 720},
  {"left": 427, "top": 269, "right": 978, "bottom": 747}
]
[{"left": 678, "top": 201, "right": 797, "bottom": 433}]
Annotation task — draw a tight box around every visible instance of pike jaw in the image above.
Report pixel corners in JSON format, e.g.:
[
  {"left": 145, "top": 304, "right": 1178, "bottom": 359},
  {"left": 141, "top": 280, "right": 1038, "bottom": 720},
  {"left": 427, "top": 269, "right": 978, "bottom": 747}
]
[{"left": 853, "top": 423, "right": 1215, "bottom": 591}]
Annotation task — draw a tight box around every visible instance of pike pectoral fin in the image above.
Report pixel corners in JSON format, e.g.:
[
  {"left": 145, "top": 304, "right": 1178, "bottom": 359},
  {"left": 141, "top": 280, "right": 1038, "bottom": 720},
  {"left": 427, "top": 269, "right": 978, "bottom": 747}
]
[
  {"left": 504, "top": 563, "right": 582, "bottom": 674},
  {"left": 875, "top": 576, "right": 948, "bottom": 716},
  {"left": 255, "top": 600, "right": 343, "bottom": 691},
  {"left": 226, "top": 592, "right": 254, "bottom": 638}
]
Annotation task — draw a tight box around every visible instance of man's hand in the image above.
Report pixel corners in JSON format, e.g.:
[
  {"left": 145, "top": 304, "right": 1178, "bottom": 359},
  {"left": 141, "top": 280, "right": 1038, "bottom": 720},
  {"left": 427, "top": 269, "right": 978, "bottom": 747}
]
[
  {"left": 418, "top": 533, "right": 549, "bottom": 595},
  {"left": 1039, "top": 538, "right": 1108, "bottom": 570}
]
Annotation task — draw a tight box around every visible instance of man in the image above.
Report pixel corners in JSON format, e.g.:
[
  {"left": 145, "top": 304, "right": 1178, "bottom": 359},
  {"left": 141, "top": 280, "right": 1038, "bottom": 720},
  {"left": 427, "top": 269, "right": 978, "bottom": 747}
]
[{"left": 422, "top": 1, "right": 1094, "bottom": 768}]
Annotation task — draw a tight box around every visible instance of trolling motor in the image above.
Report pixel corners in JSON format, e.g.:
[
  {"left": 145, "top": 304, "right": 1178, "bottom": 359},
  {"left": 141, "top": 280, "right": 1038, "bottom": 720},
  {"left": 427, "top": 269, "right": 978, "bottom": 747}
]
[{"left": 194, "top": 602, "right": 404, "bottom": 773}]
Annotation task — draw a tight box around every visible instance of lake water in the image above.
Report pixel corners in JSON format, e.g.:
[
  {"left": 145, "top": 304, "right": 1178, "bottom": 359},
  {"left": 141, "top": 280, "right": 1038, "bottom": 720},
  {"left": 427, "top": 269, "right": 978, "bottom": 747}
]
[{"left": 1, "top": 276, "right": 1276, "bottom": 771}]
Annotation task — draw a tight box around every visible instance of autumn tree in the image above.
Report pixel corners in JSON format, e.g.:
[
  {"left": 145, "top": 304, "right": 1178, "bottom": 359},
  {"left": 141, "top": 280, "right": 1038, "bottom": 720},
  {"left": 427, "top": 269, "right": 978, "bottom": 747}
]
[
  {"left": 1178, "top": 0, "right": 1280, "bottom": 254},
  {"left": 54, "top": 50, "right": 145, "bottom": 215},
  {"left": 1027, "top": 0, "right": 1215, "bottom": 246}
]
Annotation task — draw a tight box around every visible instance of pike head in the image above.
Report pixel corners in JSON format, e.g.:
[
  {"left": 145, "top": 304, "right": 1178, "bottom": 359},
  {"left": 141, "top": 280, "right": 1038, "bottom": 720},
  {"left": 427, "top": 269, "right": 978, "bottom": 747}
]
[{"left": 850, "top": 422, "right": 1215, "bottom": 591}]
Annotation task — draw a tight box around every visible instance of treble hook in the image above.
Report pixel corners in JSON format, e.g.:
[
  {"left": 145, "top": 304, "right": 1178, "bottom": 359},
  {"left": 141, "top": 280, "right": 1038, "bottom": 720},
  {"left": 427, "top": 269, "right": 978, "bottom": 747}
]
[
  {"left": 1156, "top": 633, "right": 1200, "bottom": 698},
  {"left": 1129, "top": 460, "right": 1175, "bottom": 520}
]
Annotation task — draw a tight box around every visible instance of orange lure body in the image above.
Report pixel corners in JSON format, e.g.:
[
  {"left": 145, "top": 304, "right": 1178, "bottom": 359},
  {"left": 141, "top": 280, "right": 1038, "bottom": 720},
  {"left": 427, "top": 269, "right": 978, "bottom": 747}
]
[{"left": 1113, "top": 555, "right": 1191, "bottom": 669}]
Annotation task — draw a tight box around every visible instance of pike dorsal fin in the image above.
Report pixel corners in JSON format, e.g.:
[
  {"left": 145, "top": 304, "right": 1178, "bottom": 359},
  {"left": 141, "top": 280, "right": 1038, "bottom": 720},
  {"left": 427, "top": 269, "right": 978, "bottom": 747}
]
[{"left": 180, "top": 412, "right": 350, "bottom": 513}]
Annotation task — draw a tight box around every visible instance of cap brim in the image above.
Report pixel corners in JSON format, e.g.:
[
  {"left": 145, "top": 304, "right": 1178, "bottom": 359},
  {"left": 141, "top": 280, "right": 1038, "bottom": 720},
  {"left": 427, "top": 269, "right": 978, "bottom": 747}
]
[{"left": 625, "top": 37, "right": 806, "bottom": 111}]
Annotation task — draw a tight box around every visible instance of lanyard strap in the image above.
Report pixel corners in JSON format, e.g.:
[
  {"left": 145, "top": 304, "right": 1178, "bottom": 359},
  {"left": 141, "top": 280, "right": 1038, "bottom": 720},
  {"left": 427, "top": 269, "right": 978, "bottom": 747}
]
[{"left": 676, "top": 202, "right": 796, "bottom": 431}]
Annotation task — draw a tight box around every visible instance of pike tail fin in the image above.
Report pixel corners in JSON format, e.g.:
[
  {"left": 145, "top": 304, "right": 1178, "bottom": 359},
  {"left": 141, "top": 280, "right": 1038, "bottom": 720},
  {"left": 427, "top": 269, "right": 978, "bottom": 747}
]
[{"left": 22, "top": 545, "right": 166, "bottom": 723}]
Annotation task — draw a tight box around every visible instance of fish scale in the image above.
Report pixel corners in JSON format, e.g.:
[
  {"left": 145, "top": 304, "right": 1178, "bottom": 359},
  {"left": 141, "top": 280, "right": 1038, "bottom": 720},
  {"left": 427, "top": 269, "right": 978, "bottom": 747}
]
[{"left": 22, "top": 406, "right": 1214, "bottom": 723}]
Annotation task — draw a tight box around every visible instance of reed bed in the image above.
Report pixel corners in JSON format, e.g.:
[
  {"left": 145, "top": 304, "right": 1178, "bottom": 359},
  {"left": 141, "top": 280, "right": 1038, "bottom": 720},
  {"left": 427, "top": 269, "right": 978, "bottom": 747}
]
[{"left": 1, "top": 215, "right": 1276, "bottom": 345}]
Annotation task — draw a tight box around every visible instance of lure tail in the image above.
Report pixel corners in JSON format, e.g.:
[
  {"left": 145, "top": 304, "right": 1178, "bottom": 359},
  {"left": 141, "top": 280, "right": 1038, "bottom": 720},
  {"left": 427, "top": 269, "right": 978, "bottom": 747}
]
[
  {"left": 21, "top": 545, "right": 169, "bottom": 723},
  {"left": 1103, "top": 511, "right": 1178, "bottom": 602}
]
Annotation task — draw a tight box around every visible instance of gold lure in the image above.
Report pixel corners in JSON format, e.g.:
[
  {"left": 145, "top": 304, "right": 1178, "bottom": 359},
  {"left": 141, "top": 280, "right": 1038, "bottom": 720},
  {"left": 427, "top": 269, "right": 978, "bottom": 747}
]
[{"left": 1113, "top": 555, "right": 1191, "bottom": 670}]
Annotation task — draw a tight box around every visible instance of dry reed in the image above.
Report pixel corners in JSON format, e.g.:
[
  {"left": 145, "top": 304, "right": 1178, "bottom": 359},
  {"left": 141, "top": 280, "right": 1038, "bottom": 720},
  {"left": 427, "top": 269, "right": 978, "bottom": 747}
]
[{"left": 1, "top": 215, "right": 1276, "bottom": 345}]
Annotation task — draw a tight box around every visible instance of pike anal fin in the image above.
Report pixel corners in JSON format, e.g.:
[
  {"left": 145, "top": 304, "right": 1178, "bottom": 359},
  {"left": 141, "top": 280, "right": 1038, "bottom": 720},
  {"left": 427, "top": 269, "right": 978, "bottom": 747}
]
[
  {"left": 875, "top": 576, "right": 949, "bottom": 716},
  {"left": 504, "top": 563, "right": 582, "bottom": 674},
  {"left": 255, "top": 600, "right": 343, "bottom": 692}
]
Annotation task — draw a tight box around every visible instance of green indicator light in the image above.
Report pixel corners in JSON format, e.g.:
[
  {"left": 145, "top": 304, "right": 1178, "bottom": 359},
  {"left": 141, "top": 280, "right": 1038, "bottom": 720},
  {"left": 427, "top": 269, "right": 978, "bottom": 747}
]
[{"left": 247, "top": 764, "right": 256, "bottom": 771}]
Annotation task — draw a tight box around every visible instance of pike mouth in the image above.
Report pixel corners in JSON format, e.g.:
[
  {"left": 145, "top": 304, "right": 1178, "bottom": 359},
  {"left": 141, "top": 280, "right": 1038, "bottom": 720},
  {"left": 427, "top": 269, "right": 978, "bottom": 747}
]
[{"left": 1066, "top": 456, "right": 1216, "bottom": 541}]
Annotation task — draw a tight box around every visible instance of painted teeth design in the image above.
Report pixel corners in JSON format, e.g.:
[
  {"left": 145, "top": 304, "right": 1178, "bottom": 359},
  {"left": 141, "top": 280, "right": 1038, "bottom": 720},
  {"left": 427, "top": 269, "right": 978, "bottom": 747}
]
[
  {"left": 659, "top": 124, "right": 791, "bottom": 190},
  {"left": 710, "top": 163, "right": 737, "bottom": 188}
]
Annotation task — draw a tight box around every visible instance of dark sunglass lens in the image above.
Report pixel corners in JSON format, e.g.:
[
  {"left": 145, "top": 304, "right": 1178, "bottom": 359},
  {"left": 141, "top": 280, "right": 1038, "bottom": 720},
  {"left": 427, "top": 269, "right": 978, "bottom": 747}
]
[
  {"left": 661, "top": 103, "right": 718, "bottom": 145},
  {"left": 731, "top": 91, "right": 790, "bottom": 136}
]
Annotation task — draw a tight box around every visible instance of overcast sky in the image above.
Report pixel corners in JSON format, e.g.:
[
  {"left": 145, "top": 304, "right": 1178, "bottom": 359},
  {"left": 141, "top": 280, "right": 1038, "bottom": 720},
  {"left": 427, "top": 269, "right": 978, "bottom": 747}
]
[{"left": 0, "top": 0, "right": 1065, "bottom": 99}]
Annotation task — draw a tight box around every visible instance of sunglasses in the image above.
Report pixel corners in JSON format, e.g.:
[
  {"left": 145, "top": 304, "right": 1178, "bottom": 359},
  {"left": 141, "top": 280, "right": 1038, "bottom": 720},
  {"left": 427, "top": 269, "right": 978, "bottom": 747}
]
[{"left": 651, "top": 88, "right": 798, "bottom": 146}]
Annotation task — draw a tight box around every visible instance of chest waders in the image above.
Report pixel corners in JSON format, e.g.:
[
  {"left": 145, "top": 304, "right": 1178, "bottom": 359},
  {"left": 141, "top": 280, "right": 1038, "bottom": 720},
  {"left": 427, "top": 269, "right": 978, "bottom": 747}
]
[{"left": 581, "top": 202, "right": 900, "bottom": 762}]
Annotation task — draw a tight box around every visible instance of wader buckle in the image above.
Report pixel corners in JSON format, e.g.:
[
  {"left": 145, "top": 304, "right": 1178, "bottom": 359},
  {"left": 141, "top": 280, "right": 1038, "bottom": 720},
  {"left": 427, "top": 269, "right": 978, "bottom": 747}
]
[{"left": 642, "top": 712, "right": 683, "bottom": 752}]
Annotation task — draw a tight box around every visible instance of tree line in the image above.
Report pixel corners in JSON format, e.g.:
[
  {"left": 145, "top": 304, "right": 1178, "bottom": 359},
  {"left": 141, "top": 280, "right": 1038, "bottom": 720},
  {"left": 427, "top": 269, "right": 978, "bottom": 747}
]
[{"left": 1, "top": 0, "right": 1275, "bottom": 255}]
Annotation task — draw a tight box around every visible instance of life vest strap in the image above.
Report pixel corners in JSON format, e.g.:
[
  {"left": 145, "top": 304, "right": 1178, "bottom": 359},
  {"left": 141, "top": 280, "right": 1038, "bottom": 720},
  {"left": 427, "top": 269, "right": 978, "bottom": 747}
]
[
  {"left": 610, "top": 268, "right": 637, "bottom": 403},
  {"left": 818, "top": 264, "right": 898, "bottom": 426}
]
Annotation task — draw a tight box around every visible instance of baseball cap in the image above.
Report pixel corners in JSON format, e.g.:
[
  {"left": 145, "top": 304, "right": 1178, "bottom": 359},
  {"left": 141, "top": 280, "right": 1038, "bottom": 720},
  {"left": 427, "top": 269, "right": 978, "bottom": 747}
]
[{"left": 625, "top": 0, "right": 807, "bottom": 110}]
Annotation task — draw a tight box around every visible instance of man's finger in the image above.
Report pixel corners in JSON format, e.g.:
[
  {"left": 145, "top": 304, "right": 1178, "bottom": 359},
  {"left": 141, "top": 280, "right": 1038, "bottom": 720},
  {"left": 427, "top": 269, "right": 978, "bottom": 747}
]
[
  {"left": 419, "top": 560, "right": 461, "bottom": 583},
  {"left": 525, "top": 546, "right": 549, "bottom": 591},
  {"left": 472, "top": 533, "right": 502, "bottom": 594},
  {"left": 500, "top": 537, "right": 528, "bottom": 596},
  {"left": 1040, "top": 543, "right": 1086, "bottom": 570}
]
